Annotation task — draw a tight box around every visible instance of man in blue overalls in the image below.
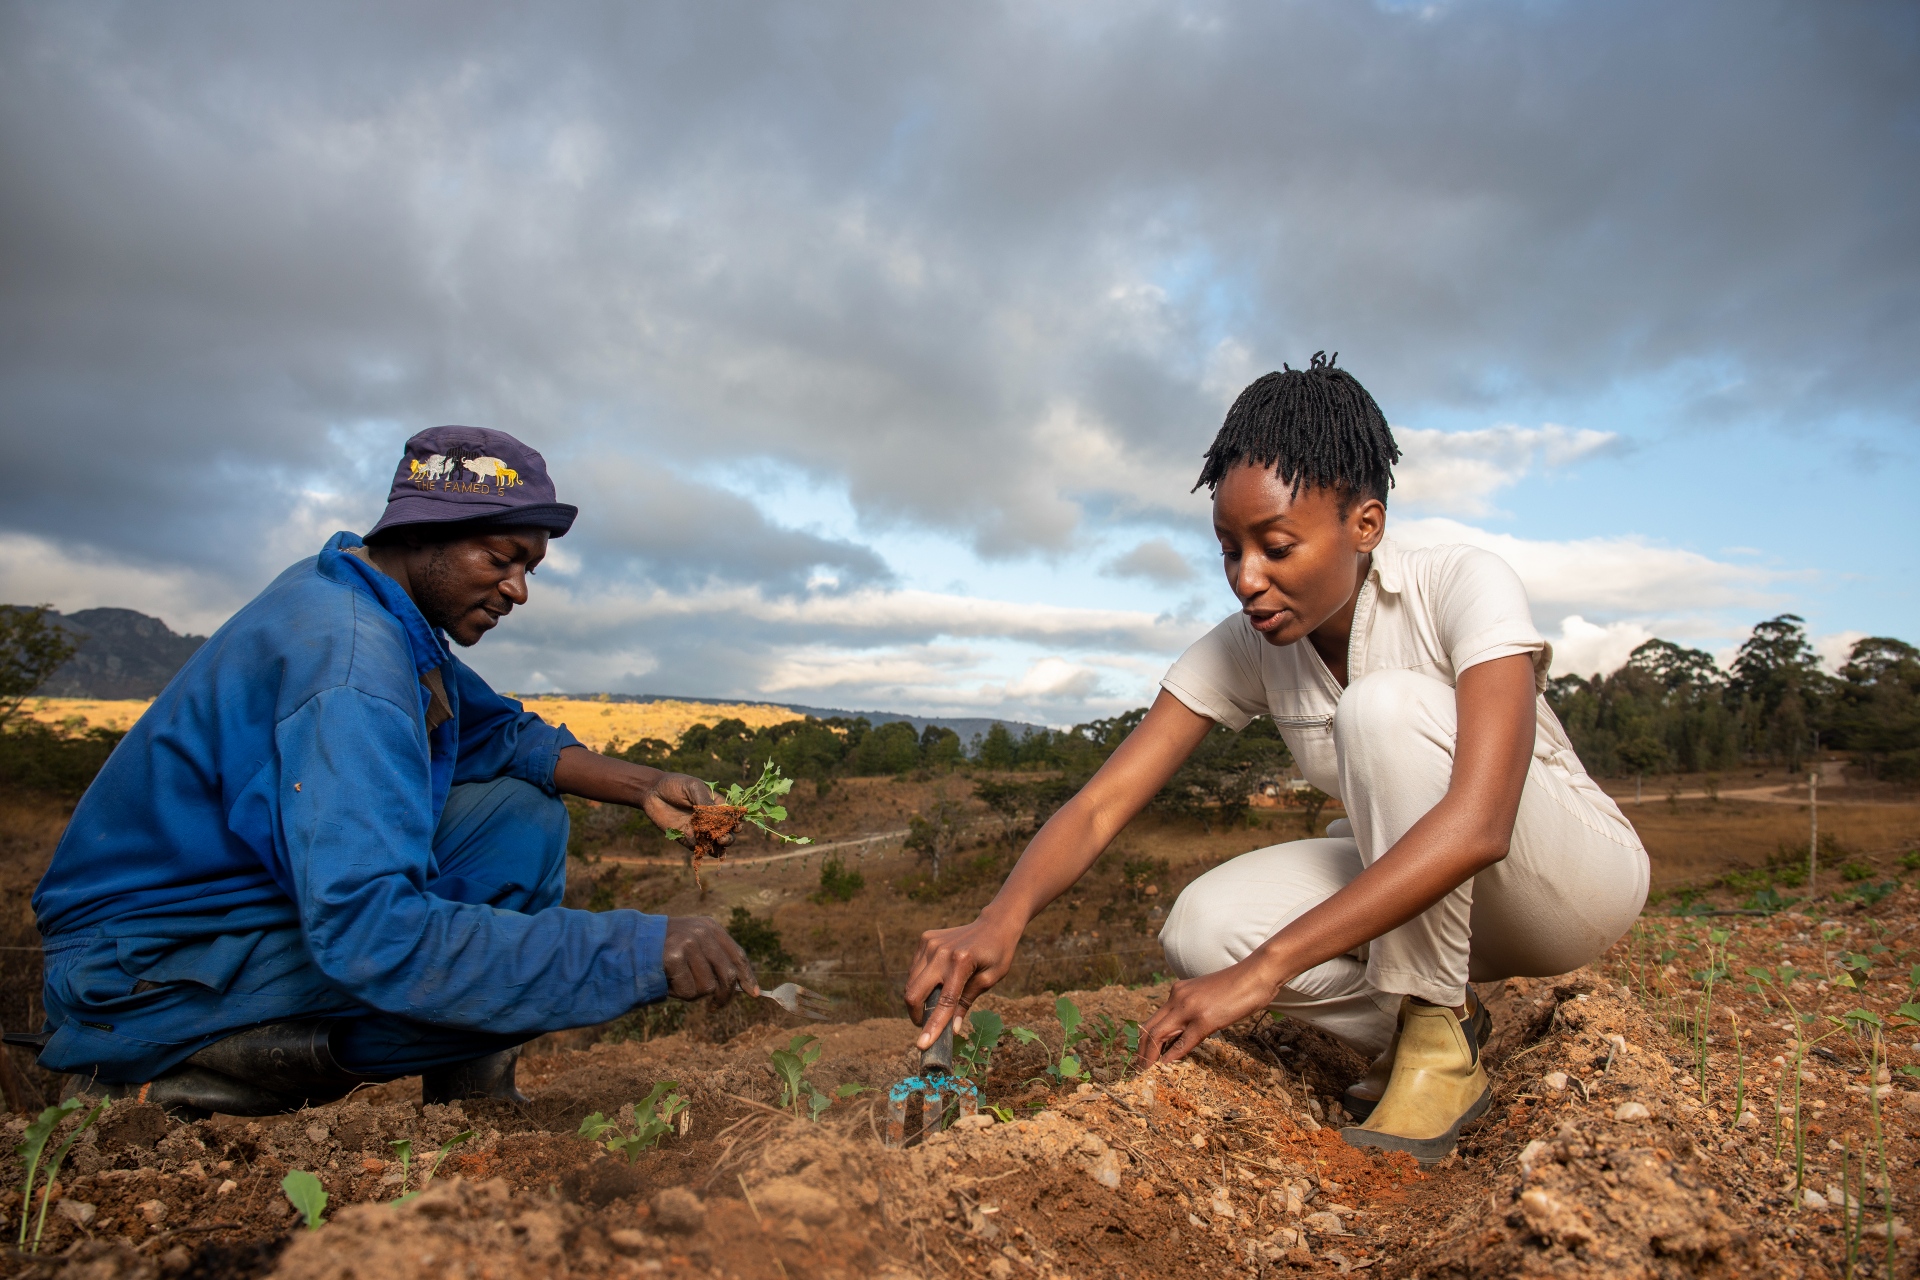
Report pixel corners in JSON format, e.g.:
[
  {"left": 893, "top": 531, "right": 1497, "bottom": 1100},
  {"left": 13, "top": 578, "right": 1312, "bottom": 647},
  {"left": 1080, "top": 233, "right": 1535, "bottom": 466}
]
[{"left": 29, "top": 427, "right": 758, "bottom": 1115}]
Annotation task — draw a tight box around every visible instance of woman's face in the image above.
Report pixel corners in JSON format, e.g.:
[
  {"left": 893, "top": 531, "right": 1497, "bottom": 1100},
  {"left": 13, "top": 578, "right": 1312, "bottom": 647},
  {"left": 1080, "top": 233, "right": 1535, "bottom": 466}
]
[{"left": 1213, "top": 462, "right": 1384, "bottom": 647}]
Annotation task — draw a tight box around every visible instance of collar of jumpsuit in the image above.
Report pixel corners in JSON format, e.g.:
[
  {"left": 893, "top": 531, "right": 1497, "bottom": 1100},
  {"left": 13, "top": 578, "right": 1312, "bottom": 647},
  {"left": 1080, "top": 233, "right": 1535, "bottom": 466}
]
[{"left": 1160, "top": 533, "right": 1584, "bottom": 802}]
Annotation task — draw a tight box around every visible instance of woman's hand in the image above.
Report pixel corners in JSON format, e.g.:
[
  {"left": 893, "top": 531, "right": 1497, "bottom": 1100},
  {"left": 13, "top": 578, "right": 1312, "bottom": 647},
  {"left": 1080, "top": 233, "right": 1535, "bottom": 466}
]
[
  {"left": 1135, "top": 955, "right": 1285, "bottom": 1069},
  {"left": 903, "top": 911, "right": 1025, "bottom": 1050}
]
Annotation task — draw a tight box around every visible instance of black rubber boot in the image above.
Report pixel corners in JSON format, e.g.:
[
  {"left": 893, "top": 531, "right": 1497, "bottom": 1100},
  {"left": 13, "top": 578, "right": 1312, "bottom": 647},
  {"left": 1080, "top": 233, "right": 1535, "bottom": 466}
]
[
  {"left": 422, "top": 1046, "right": 530, "bottom": 1106},
  {"left": 64, "top": 1020, "right": 376, "bottom": 1119}
]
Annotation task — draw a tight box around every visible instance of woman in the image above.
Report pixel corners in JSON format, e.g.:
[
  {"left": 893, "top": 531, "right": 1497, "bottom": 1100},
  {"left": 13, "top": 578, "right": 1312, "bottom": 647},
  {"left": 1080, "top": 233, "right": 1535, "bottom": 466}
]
[{"left": 904, "top": 354, "right": 1648, "bottom": 1164}]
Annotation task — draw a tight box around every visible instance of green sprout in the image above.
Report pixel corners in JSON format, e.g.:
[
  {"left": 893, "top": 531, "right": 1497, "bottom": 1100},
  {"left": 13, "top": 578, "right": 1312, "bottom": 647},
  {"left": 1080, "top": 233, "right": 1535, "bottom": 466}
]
[
  {"left": 15, "top": 1096, "right": 107, "bottom": 1252},
  {"left": 580, "top": 1083, "right": 689, "bottom": 1161},
  {"left": 767, "top": 1035, "right": 864, "bottom": 1121},
  {"left": 1046, "top": 996, "right": 1092, "bottom": 1083},
  {"left": 953, "top": 1010, "right": 1039, "bottom": 1082},
  {"left": 281, "top": 1169, "right": 328, "bottom": 1230}
]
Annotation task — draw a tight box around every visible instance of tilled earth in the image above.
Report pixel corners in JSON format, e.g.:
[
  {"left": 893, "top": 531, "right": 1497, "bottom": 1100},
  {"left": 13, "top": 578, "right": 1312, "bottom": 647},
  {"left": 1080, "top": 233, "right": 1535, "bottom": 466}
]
[{"left": 7, "top": 939, "right": 1914, "bottom": 1280}]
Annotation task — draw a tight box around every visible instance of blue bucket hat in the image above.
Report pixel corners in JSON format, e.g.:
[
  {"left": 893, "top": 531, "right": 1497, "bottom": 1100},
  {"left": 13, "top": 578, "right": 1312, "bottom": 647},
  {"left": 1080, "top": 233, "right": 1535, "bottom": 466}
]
[{"left": 367, "top": 426, "right": 578, "bottom": 539}]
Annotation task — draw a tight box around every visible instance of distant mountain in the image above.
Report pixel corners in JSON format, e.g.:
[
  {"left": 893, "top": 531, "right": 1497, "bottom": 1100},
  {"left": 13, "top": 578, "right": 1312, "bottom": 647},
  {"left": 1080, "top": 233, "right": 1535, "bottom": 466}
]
[
  {"left": 35, "top": 608, "right": 206, "bottom": 699},
  {"left": 563, "top": 693, "right": 1048, "bottom": 743}
]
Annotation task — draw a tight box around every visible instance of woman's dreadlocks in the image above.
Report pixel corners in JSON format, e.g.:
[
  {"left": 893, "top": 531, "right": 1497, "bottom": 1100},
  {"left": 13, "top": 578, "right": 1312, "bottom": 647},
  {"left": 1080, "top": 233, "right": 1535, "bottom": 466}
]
[{"left": 1193, "top": 351, "right": 1400, "bottom": 509}]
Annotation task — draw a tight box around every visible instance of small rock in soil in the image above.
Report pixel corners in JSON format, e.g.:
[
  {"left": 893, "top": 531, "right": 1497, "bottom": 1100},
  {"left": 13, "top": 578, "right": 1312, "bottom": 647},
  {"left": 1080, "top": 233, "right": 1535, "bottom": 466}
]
[{"left": 651, "top": 1185, "right": 706, "bottom": 1233}]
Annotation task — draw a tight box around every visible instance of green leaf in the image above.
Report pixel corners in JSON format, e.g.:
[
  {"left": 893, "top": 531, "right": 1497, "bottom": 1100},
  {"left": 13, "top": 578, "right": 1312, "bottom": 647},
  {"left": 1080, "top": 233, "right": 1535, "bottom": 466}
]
[
  {"left": 1008, "top": 1027, "right": 1041, "bottom": 1045},
  {"left": 16, "top": 1097, "right": 83, "bottom": 1246},
  {"left": 1057, "top": 1055, "right": 1082, "bottom": 1080},
  {"left": 578, "top": 1112, "right": 617, "bottom": 1141},
  {"left": 1055, "top": 996, "right": 1084, "bottom": 1049},
  {"left": 808, "top": 1092, "right": 833, "bottom": 1121},
  {"left": 282, "top": 1170, "right": 328, "bottom": 1230},
  {"left": 987, "top": 1105, "right": 1014, "bottom": 1123},
  {"left": 1843, "top": 1009, "right": 1883, "bottom": 1028},
  {"left": 1891, "top": 1003, "right": 1920, "bottom": 1024},
  {"left": 1900, "top": 1065, "right": 1920, "bottom": 1080},
  {"left": 835, "top": 1083, "right": 867, "bottom": 1098},
  {"left": 966, "top": 1010, "right": 1007, "bottom": 1056}
]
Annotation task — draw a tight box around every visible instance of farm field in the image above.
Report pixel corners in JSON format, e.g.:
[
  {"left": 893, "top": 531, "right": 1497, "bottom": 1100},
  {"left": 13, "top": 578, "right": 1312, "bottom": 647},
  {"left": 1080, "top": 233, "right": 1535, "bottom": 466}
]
[{"left": 1, "top": 775, "right": 1917, "bottom": 1278}]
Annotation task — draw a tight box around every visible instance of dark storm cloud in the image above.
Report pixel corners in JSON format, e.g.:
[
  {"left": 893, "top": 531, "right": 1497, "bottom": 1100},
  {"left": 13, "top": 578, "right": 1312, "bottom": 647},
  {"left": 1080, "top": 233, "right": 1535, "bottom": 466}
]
[{"left": 0, "top": 0, "right": 1913, "bottom": 579}]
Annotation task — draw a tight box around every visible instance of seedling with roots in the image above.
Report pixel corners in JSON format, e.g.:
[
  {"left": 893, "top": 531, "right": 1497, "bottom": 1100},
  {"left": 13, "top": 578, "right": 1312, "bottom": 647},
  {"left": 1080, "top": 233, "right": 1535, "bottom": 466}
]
[
  {"left": 666, "top": 761, "right": 812, "bottom": 887},
  {"left": 768, "top": 1035, "right": 865, "bottom": 1121},
  {"left": 579, "top": 1083, "right": 689, "bottom": 1160},
  {"left": 15, "top": 1096, "right": 108, "bottom": 1252}
]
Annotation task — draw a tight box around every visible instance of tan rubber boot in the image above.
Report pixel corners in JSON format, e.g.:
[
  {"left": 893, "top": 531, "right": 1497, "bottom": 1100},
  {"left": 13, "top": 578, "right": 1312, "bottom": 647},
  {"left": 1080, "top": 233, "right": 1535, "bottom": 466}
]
[
  {"left": 1340, "top": 997, "right": 1490, "bottom": 1165},
  {"left": 1342, "top": 989, "right": 1490, "bottom": 1123}
]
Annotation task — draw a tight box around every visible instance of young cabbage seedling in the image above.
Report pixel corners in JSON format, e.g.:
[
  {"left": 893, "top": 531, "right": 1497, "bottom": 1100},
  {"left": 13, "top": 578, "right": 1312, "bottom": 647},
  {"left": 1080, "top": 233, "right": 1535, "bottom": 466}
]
[
  {"left": 767, "top": 1034, "right": 865, "bottom": 1121},
  {"left": 281, "top": 1170, "right": 328, "bottom": 1230},
  {"left": 952, "top": 1010, "right": 1040, "bottom": 1083},
  {"left": 666, "top": 761, "right": 812, "bottom": 887},
  {"left": 579, "top": 1083, "right": 690, "bottom": 1161}
]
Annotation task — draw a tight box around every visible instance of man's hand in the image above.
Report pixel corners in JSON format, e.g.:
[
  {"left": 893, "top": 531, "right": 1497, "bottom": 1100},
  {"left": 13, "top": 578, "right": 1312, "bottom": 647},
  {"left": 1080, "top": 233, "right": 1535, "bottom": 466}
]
[
  {"left": 904, "top": 912, "right": 1024, "bottom": 1050},
  {"left": 662, "top": 916, "right": 758, "bottom": 1004},
  {"left": 642, "top": 772, "right": 733, "bottom": 851},
  {"left": 551, "top": 747, "right": 734, "bottom": 851},
  {"left": 1134, "top": 956, "right": 1282, "bottom": 1069}
]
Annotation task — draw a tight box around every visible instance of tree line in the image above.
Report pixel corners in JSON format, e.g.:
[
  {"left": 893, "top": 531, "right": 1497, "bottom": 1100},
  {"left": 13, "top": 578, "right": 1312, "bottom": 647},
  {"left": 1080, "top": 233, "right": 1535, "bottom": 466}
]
[{"left": 1544, "top": 614, "right": 1919, "bottom": 782}]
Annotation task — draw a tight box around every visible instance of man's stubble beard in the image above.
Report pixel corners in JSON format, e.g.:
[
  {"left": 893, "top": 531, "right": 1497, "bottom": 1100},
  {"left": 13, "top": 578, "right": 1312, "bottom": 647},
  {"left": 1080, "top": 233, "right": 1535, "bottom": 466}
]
[{"left": 413, "top": 545, "right": 487, "bottom": 646}]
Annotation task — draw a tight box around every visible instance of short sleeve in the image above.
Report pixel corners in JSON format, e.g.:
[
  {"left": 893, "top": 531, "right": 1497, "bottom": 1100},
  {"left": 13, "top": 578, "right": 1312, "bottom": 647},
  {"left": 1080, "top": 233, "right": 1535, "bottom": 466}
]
[
  {"left": 1160, "top": 613, "right": 1269, "bottom": 730},
  {"left": 1431, "top": 547, "right": 1552, "bottom": 690}
]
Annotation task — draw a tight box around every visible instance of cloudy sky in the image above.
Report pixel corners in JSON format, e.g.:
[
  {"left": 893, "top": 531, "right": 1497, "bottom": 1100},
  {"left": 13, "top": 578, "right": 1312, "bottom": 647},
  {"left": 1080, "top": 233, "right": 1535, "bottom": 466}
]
[{"left": 2, "top": 0, "right": 1915, "bottom": 723}]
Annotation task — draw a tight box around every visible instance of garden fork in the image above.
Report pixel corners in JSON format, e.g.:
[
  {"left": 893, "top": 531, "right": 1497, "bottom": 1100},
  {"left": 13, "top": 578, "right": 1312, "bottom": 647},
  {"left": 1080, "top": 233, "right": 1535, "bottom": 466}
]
[
  {"left": 883, "top": 985, "right": 978, "bottom": 1147},
  {"left": 758, "top": 982, "right": 834, "bottom": 1021}
]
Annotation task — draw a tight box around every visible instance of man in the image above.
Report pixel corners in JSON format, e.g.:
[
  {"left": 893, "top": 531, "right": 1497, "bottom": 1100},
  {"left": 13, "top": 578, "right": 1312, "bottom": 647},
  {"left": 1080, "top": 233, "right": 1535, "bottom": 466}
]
[{"left": 29, "top": 427, "right": 757, "bottom": 1115}]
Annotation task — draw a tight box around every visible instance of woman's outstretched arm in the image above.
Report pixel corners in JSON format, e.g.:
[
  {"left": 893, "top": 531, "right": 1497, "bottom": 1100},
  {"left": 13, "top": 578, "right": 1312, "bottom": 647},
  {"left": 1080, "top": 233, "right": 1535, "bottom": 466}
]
[
  {"left": 904, "top": 690, "right": 1215, "bottom": 1048},
  {"left": 1134, "top": 652, "right": 1538, "bottom": 1067}
]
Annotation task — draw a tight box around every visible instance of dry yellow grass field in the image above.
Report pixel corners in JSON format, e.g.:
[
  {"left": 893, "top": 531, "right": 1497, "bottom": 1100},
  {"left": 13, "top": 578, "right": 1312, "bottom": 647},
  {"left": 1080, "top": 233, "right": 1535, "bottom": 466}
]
[
  {"left": 19, "top": 695, "right": 801, "bottom": 752},
  {"left": 500, "top": 696, "right": 799, "bottom": 751},
  {"left": 18, "top": 697, "right": 154, "bottom": 732}
]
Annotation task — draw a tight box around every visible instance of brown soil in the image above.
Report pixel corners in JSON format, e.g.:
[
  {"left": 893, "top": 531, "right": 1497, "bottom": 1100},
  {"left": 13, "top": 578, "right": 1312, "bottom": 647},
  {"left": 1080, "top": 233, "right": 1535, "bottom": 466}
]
[
  {"left": 687, "top": 805, "right": 749, "bottom": 861},
  {"left": 4, "top": 782, "right": 1919, "bottom": 1278}
]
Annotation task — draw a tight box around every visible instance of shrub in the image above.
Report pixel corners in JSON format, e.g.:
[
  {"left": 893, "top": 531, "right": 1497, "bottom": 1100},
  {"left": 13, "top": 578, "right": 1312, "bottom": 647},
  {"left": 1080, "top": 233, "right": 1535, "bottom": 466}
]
[
  {"left": 1841, "top": 861, "right": 1875, "bottom": 883},
  {"left": 726, "top": 907, "right": 794, "bottom": 973},
  {"left": 0, "top": 721, "right": 125, "bottom": 800},
  {"left": 811, "top": 856, "right": 864, "bottom": 904}
]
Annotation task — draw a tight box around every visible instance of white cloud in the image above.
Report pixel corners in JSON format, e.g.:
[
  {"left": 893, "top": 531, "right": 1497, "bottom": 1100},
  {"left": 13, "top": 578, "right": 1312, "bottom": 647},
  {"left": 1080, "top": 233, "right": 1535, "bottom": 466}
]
[
  {"left": 0, "top": 533, "right": 253, "bottom": 637},
  {"left": 1814, "top": 630, "right": 1867, "bottom": 673},
  {"left": 1103, "top": 537, "right": 1198, "bottom": 585},
  {"left": 1394, "top": 424, "right": 1622, "bottom": 517},
  {"left": 1548, "top": 615, "right": 1657, "bottom": 679},
  {"left": 1390, "top": 516, "right": 1789, "bottom": 618}
]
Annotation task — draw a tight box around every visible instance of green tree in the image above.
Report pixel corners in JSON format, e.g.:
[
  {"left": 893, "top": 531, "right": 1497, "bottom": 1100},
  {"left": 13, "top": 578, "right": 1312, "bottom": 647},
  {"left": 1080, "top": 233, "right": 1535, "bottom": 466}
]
[
  {"left": 919, "top": 724, "right": 963, "bottom": 769},
  {"left": 1153, "top": 719, "right": 1292, "bottom": 830},
  {"left": 1728, "top": 614, "right": 1831, "bottom": 768},
  {"left": 851, "top": 720, "right": 920, "bottom": 775},
  {"left": 1832, "top": 637, "right": 1920, "bottom": 782},
  {"left": 975, "top": 722, "right": 1017, "bottom": 770},
  {"left": 0, "top": 605, "right": 79, "bottom": 729}
]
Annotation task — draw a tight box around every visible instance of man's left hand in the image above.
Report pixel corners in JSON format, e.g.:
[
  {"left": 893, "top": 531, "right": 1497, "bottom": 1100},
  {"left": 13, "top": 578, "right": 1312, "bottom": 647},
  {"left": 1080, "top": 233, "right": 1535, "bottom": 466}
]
[
  {"left": 1135, "top": 956, "right": 1283, "bottom": 1069},
  {"left": 642, "top": 772, "right": 734, "bottom": 850}
]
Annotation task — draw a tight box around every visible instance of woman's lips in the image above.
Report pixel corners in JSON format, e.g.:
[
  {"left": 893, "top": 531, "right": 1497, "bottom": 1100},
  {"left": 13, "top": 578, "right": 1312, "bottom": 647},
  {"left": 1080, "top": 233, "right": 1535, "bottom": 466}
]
[{"left": 1247, "top": 609, "right": 1287, "bottom": 634}]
